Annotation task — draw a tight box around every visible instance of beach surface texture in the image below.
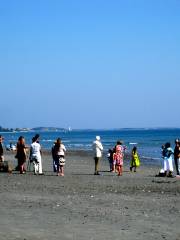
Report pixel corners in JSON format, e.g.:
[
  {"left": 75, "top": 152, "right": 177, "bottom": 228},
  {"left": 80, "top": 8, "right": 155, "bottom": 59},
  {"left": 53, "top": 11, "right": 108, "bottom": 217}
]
[{"left": 0, "top": 150, "right": 180, "bottom": 240}]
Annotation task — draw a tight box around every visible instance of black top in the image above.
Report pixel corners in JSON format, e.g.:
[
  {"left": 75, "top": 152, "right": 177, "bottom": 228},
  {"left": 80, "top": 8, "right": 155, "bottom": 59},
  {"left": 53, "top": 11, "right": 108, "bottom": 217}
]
[
  {"left": 174, "top": 145, "right": 180, "bottom": 159},
  {"left": 0, "top": 143, "right": 3, "bottom": 156}
]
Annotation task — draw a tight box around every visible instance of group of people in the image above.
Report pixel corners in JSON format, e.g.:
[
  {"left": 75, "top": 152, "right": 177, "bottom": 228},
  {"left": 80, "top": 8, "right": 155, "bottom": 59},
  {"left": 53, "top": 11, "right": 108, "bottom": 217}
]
[
  {"left": 93, "top": 136, "right": 140, "bottom": 176},
  {"left": 15, "top": 134, "right": 43, "bottom": 175},
  {"left": 160, "top": 139, "right": 180, "bottom": 177},
  {"left": 0, "top": 134, "right": 66, "bottom": 176},
  {"left": 1, "top": 134, "right": 180, "bottom": 177}
]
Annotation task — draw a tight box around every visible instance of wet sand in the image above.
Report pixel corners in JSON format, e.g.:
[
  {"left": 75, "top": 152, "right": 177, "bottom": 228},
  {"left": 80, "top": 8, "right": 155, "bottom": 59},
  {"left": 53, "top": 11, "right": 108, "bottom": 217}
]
[{"left": 0, "top": 150, "right": 180, "bottom": 240}]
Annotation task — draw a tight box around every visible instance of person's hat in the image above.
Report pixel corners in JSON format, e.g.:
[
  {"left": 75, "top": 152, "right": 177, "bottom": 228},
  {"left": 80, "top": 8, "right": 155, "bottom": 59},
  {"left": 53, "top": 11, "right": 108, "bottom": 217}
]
[
  {"left": 175, "top": 138, "right": 179, "bottom": 143},
  {"left": 96, "top": 136, "right": 100, "bottom": 141}
]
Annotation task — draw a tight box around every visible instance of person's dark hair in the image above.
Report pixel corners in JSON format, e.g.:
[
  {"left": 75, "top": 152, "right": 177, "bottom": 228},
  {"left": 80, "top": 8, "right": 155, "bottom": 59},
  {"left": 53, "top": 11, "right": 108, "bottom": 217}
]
[
  {"left": 18, "top": 136, "right": 25, "bottom": 145},
  {"left": 54, "top": 138, "right": 62, "bottom": 152},
  {"left": 165, "top": 142, "right": 170, "bottom": 148},
  {"left": 34, "top": 134, "right": 40, "bottom": 141},
  {"left": 117, "top": 141, "right": 122, "bottom": 145},
  {"left": 132, "top": 146, "right": 137, "bottom": 154}
]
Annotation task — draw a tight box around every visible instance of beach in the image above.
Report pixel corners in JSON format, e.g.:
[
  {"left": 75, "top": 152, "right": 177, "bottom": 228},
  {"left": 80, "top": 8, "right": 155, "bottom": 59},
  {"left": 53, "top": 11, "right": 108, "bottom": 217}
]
[{"left": 0, "top": 150, "right": 180, "bottom": 240}]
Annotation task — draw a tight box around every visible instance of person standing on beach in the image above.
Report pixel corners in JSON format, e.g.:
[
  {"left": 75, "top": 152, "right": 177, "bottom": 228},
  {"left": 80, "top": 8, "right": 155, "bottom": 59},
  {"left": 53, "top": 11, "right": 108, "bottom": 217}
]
[
  {"left": 113, "top": 141, "right": 124, "bottom": 176},
  {"left": 92, "top": 136, "right": 103, "bottom": 175},
  {"left": 16, "top": 136, "right": 27, "bottom": 174},
  {"left": 51, "top": 140, "right": 57, "bottom": 172},
  {"left": 130, "top": 146, "right": 140, "bottom": 172},
  {"left": 30, "top": 134, "right": 43, "bottom": 175},
  {"left": 107, "top": 149, "right": 114, "bottom": 172},
  {"left": 0, "top": 135, "right": 4, "bottom": 162},
  {"left": 174, "top": 139, "right": 180, "bottom": 175},
  {"left": 53, "top": 138, "right": 66, "bottom": 176},
  {"left": 163, "top": 142, "right": 174, "bottom": 177}
]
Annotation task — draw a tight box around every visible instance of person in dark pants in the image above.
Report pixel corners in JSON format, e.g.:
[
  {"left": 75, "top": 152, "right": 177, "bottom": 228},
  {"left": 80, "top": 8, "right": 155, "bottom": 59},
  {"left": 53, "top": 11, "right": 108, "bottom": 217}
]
[
  {"left": 174, "top": 139, "right": 180, "bottom": 175},
  {"left": 0, "top": 135, "right": 4, "bottom": 162}
]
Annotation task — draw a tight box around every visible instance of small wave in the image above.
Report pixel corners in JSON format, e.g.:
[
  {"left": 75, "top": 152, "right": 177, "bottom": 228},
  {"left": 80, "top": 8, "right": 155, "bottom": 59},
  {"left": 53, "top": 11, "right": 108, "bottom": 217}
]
[
  {"left": 129, "top": 142, "right": 138, "bottom": 145},
  {"left": 141, "top": 156, "right": 161, "bottom": 160},
  {"left": 42, "top": 139, "right": 54, "bottom": 142}
]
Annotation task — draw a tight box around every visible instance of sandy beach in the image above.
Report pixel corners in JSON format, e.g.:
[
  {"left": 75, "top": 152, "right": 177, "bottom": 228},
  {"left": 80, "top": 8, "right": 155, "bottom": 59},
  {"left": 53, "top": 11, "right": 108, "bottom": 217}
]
[{"left": 0, "top": 150, "right": 180, "bottom": 240}]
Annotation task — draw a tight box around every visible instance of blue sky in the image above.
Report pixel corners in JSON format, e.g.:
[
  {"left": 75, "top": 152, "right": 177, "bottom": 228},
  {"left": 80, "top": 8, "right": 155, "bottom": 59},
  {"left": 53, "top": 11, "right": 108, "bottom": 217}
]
[{"left": 0, "top": 0, "right": 180, "bottom": 129}]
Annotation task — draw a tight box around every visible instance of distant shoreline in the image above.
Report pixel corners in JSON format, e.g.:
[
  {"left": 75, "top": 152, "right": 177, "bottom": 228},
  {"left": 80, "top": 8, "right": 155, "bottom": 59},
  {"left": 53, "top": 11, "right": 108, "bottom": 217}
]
[{"left": 1, "top": 127, "right": 180, "bottom": 134}]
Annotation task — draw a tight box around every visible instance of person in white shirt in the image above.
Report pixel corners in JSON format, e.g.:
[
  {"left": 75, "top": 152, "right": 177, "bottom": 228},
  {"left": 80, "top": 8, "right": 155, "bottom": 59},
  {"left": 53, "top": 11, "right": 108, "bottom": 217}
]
[
  {"left": 92, "top": 136, "right": 103, "bottom": 175},
  {"left": 30, "top": 134, "right": 43, "bottom": 175}
]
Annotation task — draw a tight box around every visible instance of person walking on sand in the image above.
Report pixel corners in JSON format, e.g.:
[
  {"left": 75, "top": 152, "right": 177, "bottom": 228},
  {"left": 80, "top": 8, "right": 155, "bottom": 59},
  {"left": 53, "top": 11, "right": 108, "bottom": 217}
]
[
  {"left": 130, "top": 146, "right": 140, "bottom": 172},
  {"left": 113, "top": 141, "right": 124, "bottom": 176},
  {"left": 163, "top": 142, "right": 174, "bottom": 177},
  {"left": 53, "top": 138, "right": 66, "bottom": 176},
  {"left": 92, "top": 136, "right": 103, "bottom": 175},
  {"left": 174, "top": 139, "right": 180, "bottom": 175},
  {"left": 16, "top": 136, "right": 27, "bottom": 174},
  {"left": 0, "top": 135, "right": 4, "bottom": 162},
  {"left": 30, "top": 134, "right": 43, "bottom": 175}
]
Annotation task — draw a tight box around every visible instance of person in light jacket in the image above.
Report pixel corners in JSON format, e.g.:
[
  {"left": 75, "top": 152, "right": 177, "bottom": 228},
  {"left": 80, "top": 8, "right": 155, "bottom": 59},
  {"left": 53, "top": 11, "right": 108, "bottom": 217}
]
[
  {"left": 92, "top": 136, "right": 103, "bottom": 175},
  {"left": 30, "top": 134, "right": 43, "bottom": 175}
]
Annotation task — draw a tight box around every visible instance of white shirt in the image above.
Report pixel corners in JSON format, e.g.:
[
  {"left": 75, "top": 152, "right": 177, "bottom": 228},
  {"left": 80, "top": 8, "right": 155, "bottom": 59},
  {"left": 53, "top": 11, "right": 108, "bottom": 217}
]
[
  {"left": 56, "top": 144, "right": 66, "bottom": 156},
  {"left": 93, "top": 140, "right": 103, "bottom": 158},
  {"left": 30, "top": 142, "right": 41, "bottom": 159}
]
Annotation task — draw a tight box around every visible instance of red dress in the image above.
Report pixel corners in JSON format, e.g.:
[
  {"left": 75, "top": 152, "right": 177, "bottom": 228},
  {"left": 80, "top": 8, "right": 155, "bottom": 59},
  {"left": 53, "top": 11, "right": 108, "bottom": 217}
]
[{"left": 113, "top": 145, "right": 124, "bottom": 166}]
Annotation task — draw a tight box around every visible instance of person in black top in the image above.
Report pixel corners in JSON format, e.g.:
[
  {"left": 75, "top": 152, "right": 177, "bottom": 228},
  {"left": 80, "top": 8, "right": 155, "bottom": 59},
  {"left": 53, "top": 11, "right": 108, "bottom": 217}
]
[
  {"left": 0, "top": 135, "right": 4, "bottom": 162},
  {"left": 174, "top": 139, "right": 180, "bottom": 175}
]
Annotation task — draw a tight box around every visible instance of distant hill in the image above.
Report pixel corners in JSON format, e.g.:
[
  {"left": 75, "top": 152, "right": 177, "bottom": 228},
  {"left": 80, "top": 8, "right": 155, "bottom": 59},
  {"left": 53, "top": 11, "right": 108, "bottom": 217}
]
[
  {"left": 31, "top": 127, "right": 65, "bottom": 132},
  {"left": 0, "top": 126, "right": 13, "bottom": 132}
]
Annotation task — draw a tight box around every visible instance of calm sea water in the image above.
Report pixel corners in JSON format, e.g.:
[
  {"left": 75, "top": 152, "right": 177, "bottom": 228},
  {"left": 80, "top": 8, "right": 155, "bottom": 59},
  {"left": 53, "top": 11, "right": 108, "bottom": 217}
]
[{"left": 1, "top": 129, "right": 180, "bottom": 165}]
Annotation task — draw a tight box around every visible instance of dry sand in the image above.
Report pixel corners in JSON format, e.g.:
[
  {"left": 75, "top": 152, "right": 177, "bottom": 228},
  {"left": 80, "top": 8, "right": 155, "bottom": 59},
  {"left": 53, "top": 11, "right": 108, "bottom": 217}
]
[{"left": 0, "top": 150, "right": 180, "bottom": 240}]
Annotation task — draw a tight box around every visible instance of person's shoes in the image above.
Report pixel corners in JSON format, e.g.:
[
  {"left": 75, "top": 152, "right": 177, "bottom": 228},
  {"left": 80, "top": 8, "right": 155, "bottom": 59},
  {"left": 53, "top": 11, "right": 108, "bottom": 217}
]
[{"left": 39, "top": 173, "right": 44, "bottom": 175}]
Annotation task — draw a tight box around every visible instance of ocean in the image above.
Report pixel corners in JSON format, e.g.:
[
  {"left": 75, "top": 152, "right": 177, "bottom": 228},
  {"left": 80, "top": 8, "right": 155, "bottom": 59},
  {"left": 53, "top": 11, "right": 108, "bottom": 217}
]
[{"left": 1, "top": 128, "right": 180, "bottom": 166}]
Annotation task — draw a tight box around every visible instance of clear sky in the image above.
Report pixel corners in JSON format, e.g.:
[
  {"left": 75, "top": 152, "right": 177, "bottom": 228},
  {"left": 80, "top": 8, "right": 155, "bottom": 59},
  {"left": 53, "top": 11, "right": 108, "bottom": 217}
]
[{"left": 0, "top": 0, "right": 179, "bottom": 129}]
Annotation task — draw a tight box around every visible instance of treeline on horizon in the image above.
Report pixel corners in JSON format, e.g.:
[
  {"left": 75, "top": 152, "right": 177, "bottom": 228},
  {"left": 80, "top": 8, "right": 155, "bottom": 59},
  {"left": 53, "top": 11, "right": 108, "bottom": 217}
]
[{"left": 0, "top": 126, "right": 65, "bottom": 132}]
